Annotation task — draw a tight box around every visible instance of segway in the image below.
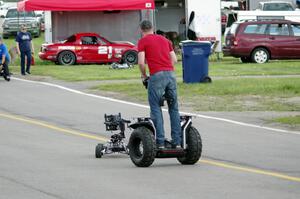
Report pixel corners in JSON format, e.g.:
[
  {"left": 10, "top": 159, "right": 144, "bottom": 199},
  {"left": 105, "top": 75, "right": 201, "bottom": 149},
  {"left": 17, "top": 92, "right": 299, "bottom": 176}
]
[
  {"left": 127, "top": 78, "right": 202, "bottom": 167},
  {"left": 95, "top": 113, "right": 131, "bottom": 158},
  {"left": 128, "top": 115, "right": 202, "bottom": 167}
]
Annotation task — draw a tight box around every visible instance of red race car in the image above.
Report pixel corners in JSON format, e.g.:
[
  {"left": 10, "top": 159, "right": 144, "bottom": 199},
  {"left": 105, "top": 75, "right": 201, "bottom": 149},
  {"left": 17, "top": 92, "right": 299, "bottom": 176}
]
[{"left": 39, "top": 33, "right": 138, "bottom": 65}]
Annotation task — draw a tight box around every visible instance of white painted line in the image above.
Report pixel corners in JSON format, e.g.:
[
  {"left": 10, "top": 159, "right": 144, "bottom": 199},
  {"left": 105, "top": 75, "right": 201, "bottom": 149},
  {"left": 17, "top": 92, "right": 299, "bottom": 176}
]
[{"left": 12, "top": 77, "right": 300, "bottom": 135}]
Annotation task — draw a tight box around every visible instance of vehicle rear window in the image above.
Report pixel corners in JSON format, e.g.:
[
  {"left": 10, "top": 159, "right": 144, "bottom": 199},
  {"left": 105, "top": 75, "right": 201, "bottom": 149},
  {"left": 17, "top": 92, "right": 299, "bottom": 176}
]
[
  {"left": 268, "top": 24, "right": 289, "bottom": 36},
  {"left": 66, "top": 35, "right": 76, "bottom": 42},
  {"left": 244, "top": 24, "right": 267, "bottom": 34},
  {"left": 291, "top": 24, "right": 300, "bottom": 36},
  {"left": 263, "top": 3, "right": 294, "bottom": 11}
]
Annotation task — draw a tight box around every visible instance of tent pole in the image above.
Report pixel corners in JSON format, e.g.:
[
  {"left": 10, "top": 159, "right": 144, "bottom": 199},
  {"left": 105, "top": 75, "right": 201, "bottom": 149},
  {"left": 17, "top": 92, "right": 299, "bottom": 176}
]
[{"left": 153, "top": 9, "right": 156, "bottom": 33}]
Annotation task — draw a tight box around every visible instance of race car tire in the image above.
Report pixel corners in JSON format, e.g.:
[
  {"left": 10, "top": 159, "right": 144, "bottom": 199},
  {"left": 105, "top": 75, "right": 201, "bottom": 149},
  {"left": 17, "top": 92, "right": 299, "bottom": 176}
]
[
  {"left": 58, "top": 51, "right": 76, "bottom": 65},
  {"left": 177, "top": 126, "right": 202, "bottom": 165},
  {"left": 128, "top": 127, "right": 156, "bottom": 167},
  {"left": 123, "top": 51, "right": 137, "bottom": 65}
]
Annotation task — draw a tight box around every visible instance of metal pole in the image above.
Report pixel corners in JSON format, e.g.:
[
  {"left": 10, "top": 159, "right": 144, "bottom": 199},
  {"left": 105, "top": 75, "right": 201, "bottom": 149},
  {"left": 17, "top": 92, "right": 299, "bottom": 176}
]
[{"left": 153, "top": 8, "right": 156, "bottom": 33}]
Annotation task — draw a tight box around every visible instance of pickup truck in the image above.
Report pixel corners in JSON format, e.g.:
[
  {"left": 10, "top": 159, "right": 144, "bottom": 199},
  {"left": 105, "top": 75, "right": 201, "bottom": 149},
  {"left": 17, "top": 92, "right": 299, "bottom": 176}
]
[{"left": 1, "top": 7, "right": 41, "bottom": 38}]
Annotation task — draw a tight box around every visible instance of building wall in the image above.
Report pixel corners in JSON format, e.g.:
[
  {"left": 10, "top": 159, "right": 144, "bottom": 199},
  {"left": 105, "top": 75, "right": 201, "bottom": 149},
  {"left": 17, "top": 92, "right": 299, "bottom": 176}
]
[
  {"left": 155, "top": 8, "right": 185, "bottom": 32},
  {"left": 51, "top": 11, "right": 145, "bottom": 44}
]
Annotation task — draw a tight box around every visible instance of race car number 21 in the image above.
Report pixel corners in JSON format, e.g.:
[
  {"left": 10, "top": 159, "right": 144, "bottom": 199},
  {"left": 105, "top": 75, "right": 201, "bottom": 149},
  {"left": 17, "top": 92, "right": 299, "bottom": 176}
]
[{"left": 98, "top": 46, "right": 112, "bottom": 55}]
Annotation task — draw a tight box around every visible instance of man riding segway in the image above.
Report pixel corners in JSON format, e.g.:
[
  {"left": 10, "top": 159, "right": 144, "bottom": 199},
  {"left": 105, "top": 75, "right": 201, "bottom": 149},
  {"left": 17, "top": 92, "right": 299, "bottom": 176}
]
[
  {"left": 126, "top": 20, "right": 202, "bottom": 167},
  {"left": 137, "top": 20, "right": 182, "bottom": 149}
]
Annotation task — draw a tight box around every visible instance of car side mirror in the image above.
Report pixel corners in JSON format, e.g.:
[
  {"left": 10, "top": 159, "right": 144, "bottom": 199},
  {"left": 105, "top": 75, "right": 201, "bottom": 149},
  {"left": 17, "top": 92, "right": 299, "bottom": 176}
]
[
  {"left": 36, "top": 14, "right": 42, "bottom": 17},
  {"left": 0, "top": 15, "right": 5, "bottom": 18}
]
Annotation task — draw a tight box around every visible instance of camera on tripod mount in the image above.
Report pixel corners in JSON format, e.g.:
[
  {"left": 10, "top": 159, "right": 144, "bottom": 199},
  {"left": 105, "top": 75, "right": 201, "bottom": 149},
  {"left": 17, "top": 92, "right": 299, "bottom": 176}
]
[{"left": 104, "top": 113, "right": 122, "bottom": 131}]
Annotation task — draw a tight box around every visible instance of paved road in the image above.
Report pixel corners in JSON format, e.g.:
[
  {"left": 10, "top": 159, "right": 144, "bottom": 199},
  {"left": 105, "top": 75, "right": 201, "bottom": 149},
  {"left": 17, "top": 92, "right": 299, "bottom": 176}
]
[{"left": 0, "top": 78, "right": 300, "bottom": 199}]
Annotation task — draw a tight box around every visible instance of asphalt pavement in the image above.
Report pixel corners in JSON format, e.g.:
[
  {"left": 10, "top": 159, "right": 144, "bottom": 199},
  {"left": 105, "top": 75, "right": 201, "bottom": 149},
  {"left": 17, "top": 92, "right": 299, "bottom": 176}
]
[{"left": 0, "top": 77, "right": 300, "bottom": 199}]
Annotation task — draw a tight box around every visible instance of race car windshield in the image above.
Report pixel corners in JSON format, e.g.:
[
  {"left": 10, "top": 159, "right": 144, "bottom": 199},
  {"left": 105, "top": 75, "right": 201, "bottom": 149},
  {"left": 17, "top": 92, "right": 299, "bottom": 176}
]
[{"left": 98, "top": 37, "right": 110, "bottom": 45}]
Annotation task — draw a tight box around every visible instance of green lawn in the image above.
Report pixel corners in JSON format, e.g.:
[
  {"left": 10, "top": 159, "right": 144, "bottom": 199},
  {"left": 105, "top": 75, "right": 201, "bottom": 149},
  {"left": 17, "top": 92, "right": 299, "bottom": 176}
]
[
  {"left": 9, "top": 60, "right": 300, "bottom": 82},
  {"left": 272, "top": 115, "right": 300, "bottom": 126},
  {"left": 92, "top": 77, "right": 300, "bottom": 112}
]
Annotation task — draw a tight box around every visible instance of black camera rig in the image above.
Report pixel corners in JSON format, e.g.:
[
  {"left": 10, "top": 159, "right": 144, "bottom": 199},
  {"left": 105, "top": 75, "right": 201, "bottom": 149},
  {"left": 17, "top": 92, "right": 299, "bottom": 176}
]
[{"left": 95, "top": 113, "right": 131, "bottom": 158}]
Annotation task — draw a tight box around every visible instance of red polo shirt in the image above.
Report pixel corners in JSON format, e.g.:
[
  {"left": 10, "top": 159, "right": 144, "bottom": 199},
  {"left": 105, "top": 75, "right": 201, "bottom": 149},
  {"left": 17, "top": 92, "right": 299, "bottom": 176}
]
[{"left": 138, "top": 34, "right": 174, "bottom": 75}]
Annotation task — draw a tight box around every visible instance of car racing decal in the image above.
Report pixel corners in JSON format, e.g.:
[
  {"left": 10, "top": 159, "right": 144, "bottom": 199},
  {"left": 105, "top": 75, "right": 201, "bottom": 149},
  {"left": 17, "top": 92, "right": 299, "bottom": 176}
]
[
  {"left": 114, "top": 48, "right": 123, "bottom": 58},
  {"left": 98, "top": 46, "right": 108, "bottom": 54},
  {"left": 58, "top": 46, "right": 75, "bottom": 50},
  {"left": 115, "top": 48, "right": 122, "bottom": 54},
  {"left": 108, "top": 46, "right": 113, "bottom": 59}
]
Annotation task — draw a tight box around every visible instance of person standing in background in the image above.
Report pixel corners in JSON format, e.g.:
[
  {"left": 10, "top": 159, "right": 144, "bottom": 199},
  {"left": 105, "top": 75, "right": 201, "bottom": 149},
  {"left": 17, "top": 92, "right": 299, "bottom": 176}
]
[
  {"left": 0, "top": 36, "right": 11, "bottom": 81},
  {"left": 16, "top": 24, "right": 34, "bottom": 75}
]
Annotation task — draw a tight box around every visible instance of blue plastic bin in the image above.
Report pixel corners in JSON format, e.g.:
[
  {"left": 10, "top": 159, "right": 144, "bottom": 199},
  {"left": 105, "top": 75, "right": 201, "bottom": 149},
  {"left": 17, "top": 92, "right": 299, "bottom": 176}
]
[{"left": 181, "top": 41, "right": 211, "bottom": 83}]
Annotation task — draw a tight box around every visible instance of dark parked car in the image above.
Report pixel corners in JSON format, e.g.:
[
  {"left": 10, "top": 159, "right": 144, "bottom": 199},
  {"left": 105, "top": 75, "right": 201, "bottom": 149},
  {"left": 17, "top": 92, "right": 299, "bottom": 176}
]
[{"left": 223, "top": 20, "right": 300, "bottom": 63}]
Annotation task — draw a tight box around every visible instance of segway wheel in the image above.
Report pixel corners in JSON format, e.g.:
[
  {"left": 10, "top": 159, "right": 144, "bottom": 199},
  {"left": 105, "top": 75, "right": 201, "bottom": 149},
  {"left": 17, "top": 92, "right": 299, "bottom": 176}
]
[
  {"left": 177, "top": 126, "right": 202, "bottom": 165},
  {"left": 128, "top": 127, "right": 156, "bottom": 167},
  {"left": 95, "top": 143, "right": 104, "bottom": 158}
]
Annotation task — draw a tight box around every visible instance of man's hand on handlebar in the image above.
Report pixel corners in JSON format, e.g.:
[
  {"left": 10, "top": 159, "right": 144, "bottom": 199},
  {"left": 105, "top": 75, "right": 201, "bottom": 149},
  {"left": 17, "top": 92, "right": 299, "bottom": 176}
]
[
  {"left": 142, "top": 76, "right": 149, "bottom": 89},
  {"left": 141, "top": 74, "right": 149, "bottom": 89}
]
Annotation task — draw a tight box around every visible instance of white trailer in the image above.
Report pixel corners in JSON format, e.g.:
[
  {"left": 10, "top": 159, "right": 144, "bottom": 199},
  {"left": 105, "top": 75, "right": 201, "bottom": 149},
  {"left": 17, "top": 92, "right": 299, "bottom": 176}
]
[{"left": 186, "top": 0, "right": 222, "bottom": 52}]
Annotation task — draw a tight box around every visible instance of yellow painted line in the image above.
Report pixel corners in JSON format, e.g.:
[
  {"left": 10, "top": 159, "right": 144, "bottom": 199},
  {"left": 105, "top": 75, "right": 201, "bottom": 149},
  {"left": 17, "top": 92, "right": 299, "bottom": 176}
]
[
  {"left": 200, "top": 159, "right": 300, "bottom": 183},
  {"left": 0, "top": 112, "right": 108, "bottom": 142},
  {"left": 1, "top": 112, "right": 300, "bottom": 183}
]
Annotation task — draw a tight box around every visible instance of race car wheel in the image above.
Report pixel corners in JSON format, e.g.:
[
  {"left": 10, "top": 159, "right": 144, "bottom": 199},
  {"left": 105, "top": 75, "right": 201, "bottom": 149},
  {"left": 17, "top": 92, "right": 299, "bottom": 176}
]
[
  {"left": 123, "top": 51, "right": 137, "bottom": 65},
  {"left": 58, "top": 51, "right": 76, "bottom": 65},
  {"left": 251, "top": 48, "right": 269, "bottom": 64},
  {"left": 128, "top": 127, "right": 156, "bottom": 167},
  {"left": 177, "top": 126, "right": 202, "bottom": 165}
]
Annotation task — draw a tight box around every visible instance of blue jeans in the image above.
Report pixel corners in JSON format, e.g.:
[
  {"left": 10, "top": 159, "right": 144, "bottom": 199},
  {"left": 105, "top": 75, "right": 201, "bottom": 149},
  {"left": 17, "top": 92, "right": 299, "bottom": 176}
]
[
  {"left": 148, "top": 71, "right": 181, "bottom": 146},
  {"left": 20, "top": 51, "right": 32, "bottom": 74}
]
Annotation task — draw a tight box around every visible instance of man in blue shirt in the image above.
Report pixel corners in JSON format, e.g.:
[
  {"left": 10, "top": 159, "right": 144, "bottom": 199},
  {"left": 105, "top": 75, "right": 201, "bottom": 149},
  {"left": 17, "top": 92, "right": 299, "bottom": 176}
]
[
  {"left": 16, "top": 24, "right": 34, "bottom": 75},
  {"left": 0, "top": 36, "right": 11, "bottom": 81}
]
